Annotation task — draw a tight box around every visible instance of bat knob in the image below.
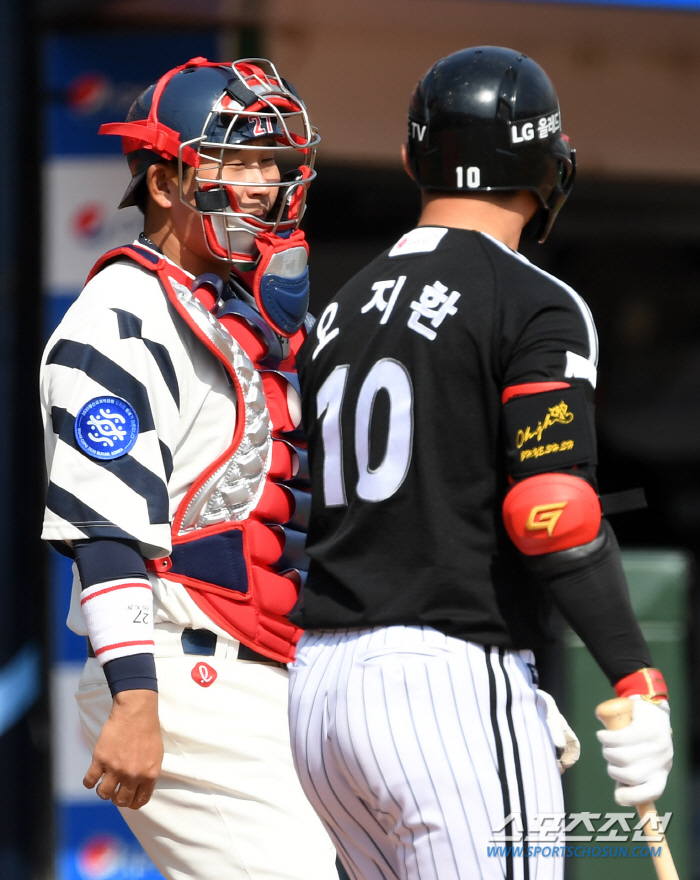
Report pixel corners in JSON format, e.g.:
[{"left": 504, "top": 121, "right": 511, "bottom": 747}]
[{"left": 595, "top": 696, "right": 633, "bottom": 730}]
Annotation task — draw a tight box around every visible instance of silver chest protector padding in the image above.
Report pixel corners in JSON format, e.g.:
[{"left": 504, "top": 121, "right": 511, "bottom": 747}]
[{"left": 168, "top": 277, "right": 272, "bottom": 534}]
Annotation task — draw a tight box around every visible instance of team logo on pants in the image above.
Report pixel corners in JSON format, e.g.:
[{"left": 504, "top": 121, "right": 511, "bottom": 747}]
[{"left": 191, "top": 662, "right": 217, "bottom": 687}]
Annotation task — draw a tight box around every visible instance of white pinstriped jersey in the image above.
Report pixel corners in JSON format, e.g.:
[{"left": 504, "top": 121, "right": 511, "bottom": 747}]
[{"left": 40, "top": 246, "right": 238, "bottom": 638}]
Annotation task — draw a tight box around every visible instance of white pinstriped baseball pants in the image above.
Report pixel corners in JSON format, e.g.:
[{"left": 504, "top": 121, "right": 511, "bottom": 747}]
[{"left": 289, "top": 626, "right": 564, "bottom": 880}]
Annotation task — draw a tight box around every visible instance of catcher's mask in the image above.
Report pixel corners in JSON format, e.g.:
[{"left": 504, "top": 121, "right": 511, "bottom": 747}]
[{"left": 100, "top": 57, "right": 320, "bottom": 264}]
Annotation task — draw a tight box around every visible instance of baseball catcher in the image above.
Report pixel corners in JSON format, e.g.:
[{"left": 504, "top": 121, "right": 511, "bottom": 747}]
[{"left": 40, "top": 57, "right": 338, "bottom": 880}]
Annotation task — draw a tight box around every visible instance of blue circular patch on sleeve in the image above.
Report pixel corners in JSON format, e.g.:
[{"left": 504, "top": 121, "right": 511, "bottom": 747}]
[{"left": 74, "top": 396, "right": 140, "bottom": 460}]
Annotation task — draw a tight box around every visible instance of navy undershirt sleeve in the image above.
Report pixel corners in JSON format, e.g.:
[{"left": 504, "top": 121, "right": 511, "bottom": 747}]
[{"left": 73, "top": 538, "right": 158, "bottom": 697}]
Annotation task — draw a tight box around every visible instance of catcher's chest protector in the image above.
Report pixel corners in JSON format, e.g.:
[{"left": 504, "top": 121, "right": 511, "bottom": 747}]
[{"left": 87, "top": 245, "right": 309, "bottom": 662}]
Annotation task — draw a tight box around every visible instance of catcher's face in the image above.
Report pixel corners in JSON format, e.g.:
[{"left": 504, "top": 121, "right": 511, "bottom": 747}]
[
  {"left": 145, "top": 140, "right": 285, "bottom": 276},
  {"left": 196, "top": 142, "right": 281, "bottom": 220},
  {"left": 190, "top": 138, "right": 287, "bottom": 263}
]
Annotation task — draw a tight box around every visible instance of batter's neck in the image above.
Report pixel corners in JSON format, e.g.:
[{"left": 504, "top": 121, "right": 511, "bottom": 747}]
[{"left": 416, "top": 190, "right": 537, "bottom": 251}]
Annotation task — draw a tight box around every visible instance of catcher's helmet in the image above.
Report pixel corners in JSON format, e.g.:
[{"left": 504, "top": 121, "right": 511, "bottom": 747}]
[
  {"left": 100, "top": 57, "right": 320, "bottom": 263},
  {"left": 406, "top": 46, "right": 575, "bottom": 242}
]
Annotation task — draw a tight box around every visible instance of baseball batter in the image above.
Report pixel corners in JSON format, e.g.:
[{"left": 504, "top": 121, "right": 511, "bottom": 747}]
[
  {"left": 40, "top": 58, "right": 337, "bottom": 880},
  {"left": 287, "top": 47, "right": 673, "bottom": 880}
]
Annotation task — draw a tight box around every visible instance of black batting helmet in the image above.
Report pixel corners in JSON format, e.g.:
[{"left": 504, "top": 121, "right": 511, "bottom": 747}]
[{"left": 406, "top": 46, "right": 576, "bottom": 242}]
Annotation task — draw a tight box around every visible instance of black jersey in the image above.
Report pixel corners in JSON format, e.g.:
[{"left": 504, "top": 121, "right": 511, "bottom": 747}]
[{"left": 293, "top": 227, "right": 599, "bottom": 649}]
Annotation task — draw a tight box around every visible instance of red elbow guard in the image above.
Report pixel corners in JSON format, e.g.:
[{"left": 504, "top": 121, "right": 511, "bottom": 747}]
[
  {"left": 614, "top": 668, "right": 669, "bottom": 703},
  {"left": 503, "top": 472, "right": 602, "bottom": 556}
]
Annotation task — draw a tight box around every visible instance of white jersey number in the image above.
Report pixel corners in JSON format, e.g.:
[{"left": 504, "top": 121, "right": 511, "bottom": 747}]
[
  {"left": 316, "top": 359, "right": 414, "bottom": 507},
  {"left": 456, "top": 166, "right": 481, "bottom": 189}
]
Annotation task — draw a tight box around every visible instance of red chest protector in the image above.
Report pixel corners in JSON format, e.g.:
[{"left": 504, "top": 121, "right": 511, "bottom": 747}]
[{"left": 87, "top": 244, "right": 309, "bottom": 663}]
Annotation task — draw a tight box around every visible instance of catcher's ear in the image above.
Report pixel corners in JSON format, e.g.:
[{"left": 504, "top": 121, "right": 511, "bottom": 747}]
[{"left": 147, "top": 163, "right": 177, "bottom": 209}]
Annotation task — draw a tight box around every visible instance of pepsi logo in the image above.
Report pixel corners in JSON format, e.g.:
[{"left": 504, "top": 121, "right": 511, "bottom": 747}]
[
  {"left": 192, "top": 662, "right": 218, "bottom": 687},
  {"left": 76, "top": 834, "right": 122, "bottom": 879},
  {"left": 72, "top": 203, "right": 106, "bottom": 240},
  {"left": 66, "top": 73, "right": 111, "bottom": 116}
]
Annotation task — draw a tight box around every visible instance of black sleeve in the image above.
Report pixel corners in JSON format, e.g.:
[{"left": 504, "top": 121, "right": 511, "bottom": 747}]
[
  {"left": 522, "top": 521, "right": 652, "bottom": 685},
  {"left": 500, "top": 269, "right": 650, "bottom": 684},
  {"left": 73, "top": 538, "right": 158, "bottom": 697},
  {"left": 501, "top": 273, "right": 596, "bottom": 389}
]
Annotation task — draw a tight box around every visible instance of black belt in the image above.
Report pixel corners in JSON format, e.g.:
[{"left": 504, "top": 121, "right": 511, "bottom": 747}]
[{"left": 87, "top": 629, "right": 286, "bottom": 668}]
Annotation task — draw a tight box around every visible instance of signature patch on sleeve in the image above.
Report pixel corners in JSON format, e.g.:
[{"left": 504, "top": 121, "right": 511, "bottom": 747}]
[
  {"left": 502, "top": 385, "right": 596, "bottom": 477},
  {"left": 74, "top": 396, "right": 139, "bottom": 460}
]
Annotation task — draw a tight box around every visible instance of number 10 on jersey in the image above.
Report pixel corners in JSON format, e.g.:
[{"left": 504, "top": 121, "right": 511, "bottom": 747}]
[{"left": 316, "top": 359, "right": 414, "bottom": 506}]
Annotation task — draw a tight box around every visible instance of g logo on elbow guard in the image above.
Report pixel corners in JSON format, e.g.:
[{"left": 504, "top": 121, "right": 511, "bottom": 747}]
[
  {"left": 525, "top": 502, "right": 567, "bottom": 536},
  {"left": 503, "top": 472, "right": 601, "bottom": 555}
]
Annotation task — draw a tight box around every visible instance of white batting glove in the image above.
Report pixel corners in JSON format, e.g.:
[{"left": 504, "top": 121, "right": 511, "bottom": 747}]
[
  {"left": 596, "top": 695, "right": 673, "bottom": 806},
  {"left": 537, "top": 688, "right": 581, "bottom": 774}
]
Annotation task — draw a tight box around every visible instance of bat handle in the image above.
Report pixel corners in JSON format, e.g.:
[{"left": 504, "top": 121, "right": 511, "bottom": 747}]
[{"left": 595, "top": 698, "right": 679, "bottom": 880}]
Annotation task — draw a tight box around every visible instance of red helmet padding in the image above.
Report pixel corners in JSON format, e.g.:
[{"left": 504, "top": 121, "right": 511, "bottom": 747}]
[
  {"left": 242, "top": 96, "right": 300, "bottom": 115},
  {"left": 503, "top": 471, "right": 601, "bottom": 556},
  {"left": 235, "top": 62, "right": 271, "bottom": 80}
]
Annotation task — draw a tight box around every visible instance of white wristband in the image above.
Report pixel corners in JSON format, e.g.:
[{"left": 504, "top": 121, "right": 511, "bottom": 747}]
[{"left": 80, "top": 578, "right": 155, "bottom": 666}]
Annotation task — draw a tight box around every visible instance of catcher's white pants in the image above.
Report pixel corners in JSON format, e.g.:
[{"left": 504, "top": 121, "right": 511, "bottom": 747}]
[
  {"left": 289, "top": 626, "right": 564, "bottom": 880},
  {"left": 76, "top": 623, "right": 338, "bottom": 880}
]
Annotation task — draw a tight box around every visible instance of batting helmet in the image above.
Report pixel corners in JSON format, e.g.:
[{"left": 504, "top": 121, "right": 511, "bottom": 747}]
[
  {"left": 406, "top": 46, "right": 576, "bottom": 242},
  {"left": 100, "top": 57, "right": 320, "bottom": 263}
]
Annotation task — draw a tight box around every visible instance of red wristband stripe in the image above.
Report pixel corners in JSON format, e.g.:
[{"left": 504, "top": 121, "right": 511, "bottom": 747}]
[
  {"left": 614, "top": 668, "right": 668, "bottom": 702},
  {"left": 94, "top": 639, "right": 155, "bottom": 657},
  {"left": 81, "top": 581, "right": 152, "bottom": 605}
]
